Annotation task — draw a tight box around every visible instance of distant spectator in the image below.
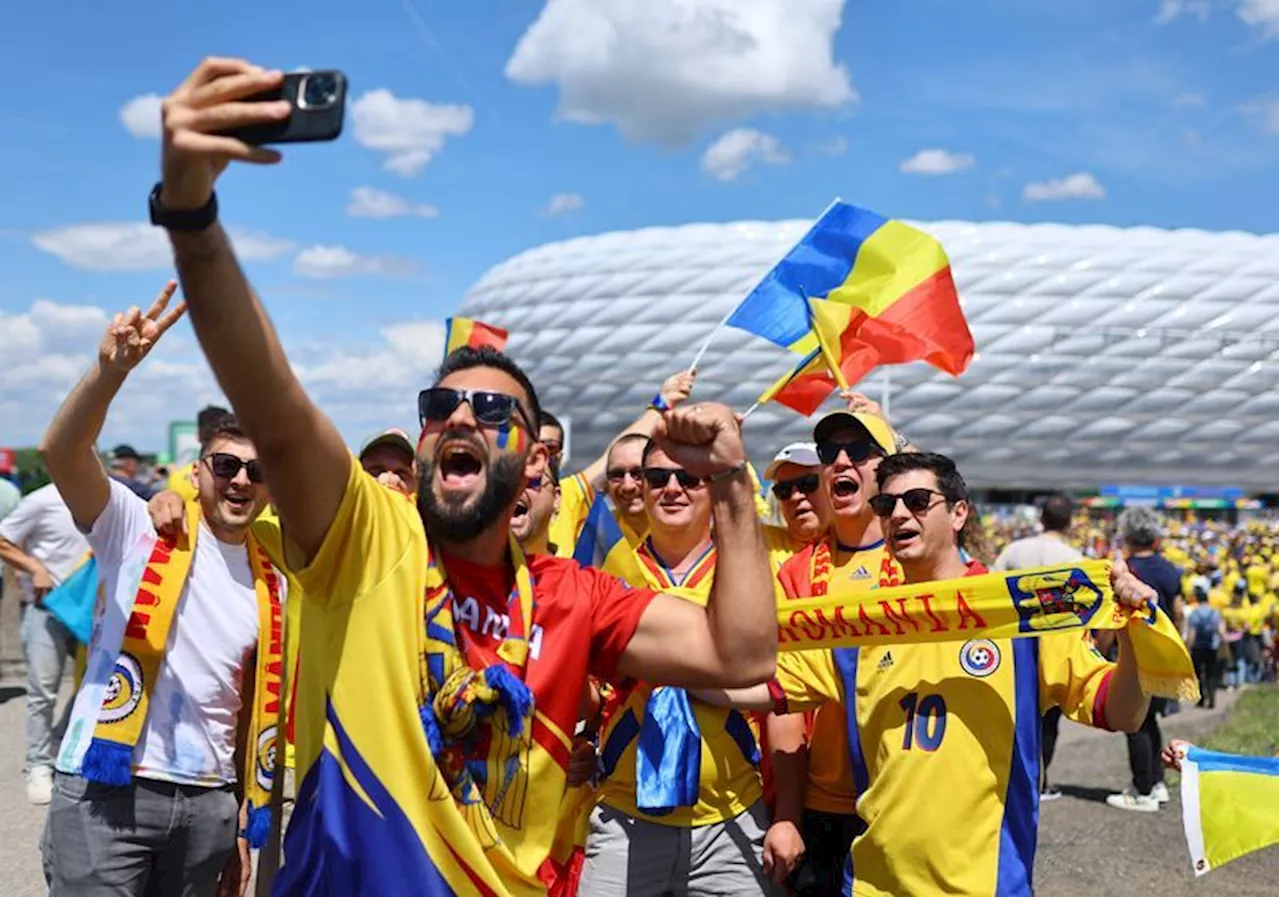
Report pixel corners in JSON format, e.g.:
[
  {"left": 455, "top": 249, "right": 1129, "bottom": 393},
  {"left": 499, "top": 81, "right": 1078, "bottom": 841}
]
[
  {"left": 107, "top": 444, "right": 155, "bottom": 499},
  {"left": 1184, "top": 585, "right": 1225, "bottom": 709},
  {"left": 994, "top": 492, "right": 1083, "bottom": 802}
]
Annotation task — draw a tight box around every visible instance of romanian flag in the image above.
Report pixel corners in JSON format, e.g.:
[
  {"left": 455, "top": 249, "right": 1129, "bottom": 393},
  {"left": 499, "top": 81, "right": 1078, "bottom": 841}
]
[
  {"left": 1180, "top": 745, "right": 1279, "bottom": 876},
  {"left": 444, "top": 317, "right": 508, "bottom": 359},
  {"left": 572, "top": 493, "right": 646, "bottom": 586},
  {"left": 726, "top": 201, "right": 974, "bottom": 374}
]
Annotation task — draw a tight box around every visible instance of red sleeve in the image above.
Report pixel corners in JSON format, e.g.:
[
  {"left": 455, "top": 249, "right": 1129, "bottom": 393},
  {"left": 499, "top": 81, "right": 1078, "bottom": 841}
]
[{"left": 581, "top": 566, "right": 657, "bottom": 682}]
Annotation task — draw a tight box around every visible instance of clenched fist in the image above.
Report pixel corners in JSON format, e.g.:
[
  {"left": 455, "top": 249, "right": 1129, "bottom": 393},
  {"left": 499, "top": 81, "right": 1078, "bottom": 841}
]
[{"left": 652, "top": 402, "right": 746, "bottom": 481}]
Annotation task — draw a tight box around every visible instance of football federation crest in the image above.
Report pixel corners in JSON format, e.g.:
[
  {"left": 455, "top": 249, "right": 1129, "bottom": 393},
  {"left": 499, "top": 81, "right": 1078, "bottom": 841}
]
[
  {"left": 255, "top": 725, "right": 278, "bottom": 792},
  {"left": 960, "top": 640, "right": 1000, "bottom": 678},
  {"left": 100, "top": 653, "right": 144, "bottom": 723},
  {"left": 1008, "top": 567, "right": 1104, "bottom": 634}
]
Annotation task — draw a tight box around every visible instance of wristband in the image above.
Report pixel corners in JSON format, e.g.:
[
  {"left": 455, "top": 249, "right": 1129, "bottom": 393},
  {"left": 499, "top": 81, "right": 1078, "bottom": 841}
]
[
  {"left": 149, "top": 182, "right": 219, "bottom": 233},
  {"left": 704, "top": 460, "right": 748, "bottom": 484},
  {"left": 649, "top": 393, "right": 672, "bottom": 413}
]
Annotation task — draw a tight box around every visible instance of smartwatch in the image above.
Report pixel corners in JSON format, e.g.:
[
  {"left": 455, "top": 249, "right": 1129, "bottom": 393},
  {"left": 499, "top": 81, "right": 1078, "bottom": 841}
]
[{"left": 148, "top": 182, "right": 219, "bottom": 233}]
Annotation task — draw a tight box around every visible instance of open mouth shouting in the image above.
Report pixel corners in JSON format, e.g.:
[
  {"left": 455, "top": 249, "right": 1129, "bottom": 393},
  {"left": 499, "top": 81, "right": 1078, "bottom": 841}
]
[
  {"left": 222, "top": 491, "right": 255, "bottom": 516},
  {"left": 890, "top": 522, "right": 923, "bottom": 553},
  {"left": 437, "top": 438, "right": 486, "bottom": 492},
  {"left": 510, "top": 491, "right": 532, "bottom": 535}
]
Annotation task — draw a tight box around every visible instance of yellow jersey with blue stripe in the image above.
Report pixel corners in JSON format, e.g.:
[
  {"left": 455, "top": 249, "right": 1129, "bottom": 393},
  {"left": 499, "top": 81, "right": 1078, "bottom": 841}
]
[
  {"left": 548, "top": 472, "right": 594, "bottom": 559},
  {"left": 277, "top": 458, "right": 657, "bottom": 896},
  {"left": 597, "top": 538, "right": 763, "bottom": 827},
  {"left": 773, "top": 563, "right": 1115, "bottom": 897}
]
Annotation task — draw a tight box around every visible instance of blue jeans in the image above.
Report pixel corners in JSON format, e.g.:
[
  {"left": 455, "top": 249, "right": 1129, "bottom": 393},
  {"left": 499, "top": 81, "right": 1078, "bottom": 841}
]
[{"left": 21, "top": 603, "right": 75, "bottom": 770}]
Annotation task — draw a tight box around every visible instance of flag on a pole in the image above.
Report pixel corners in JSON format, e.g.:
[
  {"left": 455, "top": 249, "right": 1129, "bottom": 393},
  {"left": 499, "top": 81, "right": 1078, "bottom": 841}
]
[
  {"left": 443, "top": 317, "right": 508, "bottom": 359},
  {"left": 726, "top": 201, "right": 974, "bottom": 379},
  {"left": 1180, "top": 745, "right": 1279, "bottom": 876}
]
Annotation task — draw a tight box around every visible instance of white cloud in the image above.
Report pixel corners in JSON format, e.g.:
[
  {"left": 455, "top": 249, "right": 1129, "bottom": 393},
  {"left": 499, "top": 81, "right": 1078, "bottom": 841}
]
[
  {"left": 899, "top": 148, "right": 975, "bottom": 176},
  {"left": 346, "top": 186, "right": 439, "bottom": 219},
  {"left": 505, "top": 0, "right": 855, "bottom": 144},
  {"left": 31, "top": 223, "right": 294, "bottom": 272},
  {"left": 350, "top": 89, "right": 474, "bottom": 176},
  {"left": 1154, "top": 0, "right": 1212, "bottom": 23},
  {"left": 1237, "top": 0, "right": 1279, "bottom": 34},
  {"left": 1172, "top": 92, "right": 1206, "bottom": 107},
  {"left": 1021, "top": 172, "right": 1107, "bottom": 201},
  {"left": 814, "top": 136, "right": 848, "bottom": 157},
  {"left": 119, "top": 93, "right": 163, "bottom": 139},
  {"left": 542, "top": 192, "right": 585, "bottom": 216},
  {"left": 292, "top": 245, "right": 419, "bottom": 279},
  {"left": 1239, "top": 95, "right": 1279, "bottom": 131},
  {"left": 701, "top": 128, "right": 790, "bottom": 181},
  {"left": 0, "top": 295, "right": 451, "bottom": 452}
]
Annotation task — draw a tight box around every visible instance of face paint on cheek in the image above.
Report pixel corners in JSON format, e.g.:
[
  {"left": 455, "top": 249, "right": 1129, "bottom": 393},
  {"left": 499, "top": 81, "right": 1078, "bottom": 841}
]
[{"left": 495, "top": 422, "right": 527, "bottom": 453}]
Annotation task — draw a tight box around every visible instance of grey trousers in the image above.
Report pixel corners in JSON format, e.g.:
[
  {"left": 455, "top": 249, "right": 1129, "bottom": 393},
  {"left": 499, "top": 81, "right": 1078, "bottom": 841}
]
[
  {"left": 42, "top": 773, "right": 239, "bottom": 897},
  {"left": 579, "top": 800, "right": 782, "bottom": 897},
  {"left": 22, "top": 603, "right": 74, "bottom": 769}
]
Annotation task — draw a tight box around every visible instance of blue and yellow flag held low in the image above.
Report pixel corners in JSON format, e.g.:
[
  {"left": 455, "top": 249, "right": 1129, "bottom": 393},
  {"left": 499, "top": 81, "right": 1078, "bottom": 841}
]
[{"left": 1179, "top": 746, "right": 1279, "bottom": 875}]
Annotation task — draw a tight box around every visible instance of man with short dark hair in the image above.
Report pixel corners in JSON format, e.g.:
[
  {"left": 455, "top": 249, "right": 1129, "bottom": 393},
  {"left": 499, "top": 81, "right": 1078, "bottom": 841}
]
[
  {"left": 701, "top": 451, "right": 1159, "bottom": 897},
  {"left": 167, "top": 404, "right": 233, "bottom": 502},
  {"left": 151, "top": 56, "right": 777, "bottom": 894},
  {"left": 993, "top": 492, "right": 1083, "bottom": 800},
  {"left": 40, "top": 287, "right": 283, "bottom": 897},
  {"left": 107, "top": 444, "right": 156, "bottom": 499}
]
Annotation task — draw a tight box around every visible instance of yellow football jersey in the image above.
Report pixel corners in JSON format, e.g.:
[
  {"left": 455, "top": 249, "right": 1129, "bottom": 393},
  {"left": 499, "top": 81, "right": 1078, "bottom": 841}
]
[
  {"left": 774, "top": 622, "right": 1113, "bottom": 896},
  {"left": 547, "top": 472, "right": 593, "bottom": 559},
  {"left": 597, "top": 539, "right": 763, "bottom": 827},
  {"left": 167, "top": 461, "right": 198, "bottom": 502}
]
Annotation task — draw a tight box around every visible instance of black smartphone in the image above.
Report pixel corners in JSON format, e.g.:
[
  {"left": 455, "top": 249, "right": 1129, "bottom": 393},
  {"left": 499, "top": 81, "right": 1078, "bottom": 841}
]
[{"left": 221, "top": 70, "right": 347, "bottom": 145}]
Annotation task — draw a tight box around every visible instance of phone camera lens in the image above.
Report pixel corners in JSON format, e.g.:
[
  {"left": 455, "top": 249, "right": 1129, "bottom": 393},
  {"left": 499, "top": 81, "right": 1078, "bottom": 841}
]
[{"left": 300, "top": 74, "right": 338, "bottom": 109}]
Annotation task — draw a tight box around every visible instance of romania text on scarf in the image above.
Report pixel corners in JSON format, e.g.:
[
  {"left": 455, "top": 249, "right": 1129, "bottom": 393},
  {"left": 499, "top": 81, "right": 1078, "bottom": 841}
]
[{"left": 764, "top": 559, "right": 1198, "bottom": 702}]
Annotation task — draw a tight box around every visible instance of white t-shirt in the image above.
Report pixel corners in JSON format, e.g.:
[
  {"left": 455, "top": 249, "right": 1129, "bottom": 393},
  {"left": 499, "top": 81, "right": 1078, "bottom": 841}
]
[
  {"left": 992, "top": 532, "right": 1083, "bottom": 572},
  {"left": 57, "top": 480, "right": 271, "bottom": 787},
  {"left": 0, "top": 482, "right": 91, "bottom": 603}
]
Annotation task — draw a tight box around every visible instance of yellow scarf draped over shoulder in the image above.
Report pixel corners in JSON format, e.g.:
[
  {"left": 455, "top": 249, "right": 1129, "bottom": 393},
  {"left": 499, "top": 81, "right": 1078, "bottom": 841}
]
[
  {"left": 772, "top": 559, "right": 1199, "bottom": 702},
  {"left": 81, "top": 500, "right": 285, "bottom": 846}
]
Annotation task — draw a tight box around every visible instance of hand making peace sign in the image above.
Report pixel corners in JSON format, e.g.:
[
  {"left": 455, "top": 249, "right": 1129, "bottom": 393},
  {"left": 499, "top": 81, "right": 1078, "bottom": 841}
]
[{"left": 98, "top": 280, "right": 187, "bottom": 375}]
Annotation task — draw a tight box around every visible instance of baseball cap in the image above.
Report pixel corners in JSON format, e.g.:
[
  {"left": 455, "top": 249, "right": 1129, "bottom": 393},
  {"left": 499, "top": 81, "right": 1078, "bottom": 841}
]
[
  {"left": 764, "top": 442, "right": 821, "bottom": 481},
  {"left": 109, "top": 444, "right": 142, "bottom": 462},
  {"left": 812, "top": 411, "right": 896, "bottom": 456},
  {"left": 358, "top": 428, "right": 414, "bottom": 460}
]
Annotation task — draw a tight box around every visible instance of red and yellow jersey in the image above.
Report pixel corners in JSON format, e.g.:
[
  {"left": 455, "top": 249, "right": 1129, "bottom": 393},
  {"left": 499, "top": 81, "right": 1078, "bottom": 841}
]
[
  {"left": 596, "top": 539, "right": 763, "bottom": 827},
  {"left": 548, "top": 472, "right": 593, "bottom": 559},
  {"left": 776, "top": 539, "right": 900, "bottom": 816},
  {"left": 772, "top": 566, "right": 1115, "bottom": 897},
  {"left": 279, "top": 458, "right": 656, "bottom": 896}
]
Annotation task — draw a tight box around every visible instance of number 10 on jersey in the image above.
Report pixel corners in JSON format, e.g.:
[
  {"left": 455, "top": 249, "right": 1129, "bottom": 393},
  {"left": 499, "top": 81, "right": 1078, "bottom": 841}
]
[{"left": 900, "top": 691, "right": 947, "bottom": 751}]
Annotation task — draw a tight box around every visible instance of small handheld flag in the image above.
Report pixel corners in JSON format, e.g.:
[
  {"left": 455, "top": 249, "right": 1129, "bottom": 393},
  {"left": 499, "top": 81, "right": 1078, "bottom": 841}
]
[
  {"left": 573, "top": 493, "right": 646, "bottom": 585},
  {"left": 443, "top": 317, "right": 508, "bottom": 360},
  {"left": 1180, "top": 745, "right": 1279, "bottom": 876},
  {"left": 41, "top": 555, "right": 98, "bottom": 644}
]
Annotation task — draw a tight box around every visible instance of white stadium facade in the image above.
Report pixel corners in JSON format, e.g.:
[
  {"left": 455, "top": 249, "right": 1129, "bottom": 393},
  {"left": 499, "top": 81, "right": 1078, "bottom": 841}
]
[{"left": 460, "top": 219, "right": 1280, "bottom": 498}]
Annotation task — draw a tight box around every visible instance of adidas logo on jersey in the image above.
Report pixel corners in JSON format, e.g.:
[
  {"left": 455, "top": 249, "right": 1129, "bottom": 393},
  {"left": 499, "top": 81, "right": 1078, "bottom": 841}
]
[
  {"left": 877, "top": 651, "right": 894, "bottom": 671},
  {"left": 848, "top": 565, "right": 872, "bottom": 580}
]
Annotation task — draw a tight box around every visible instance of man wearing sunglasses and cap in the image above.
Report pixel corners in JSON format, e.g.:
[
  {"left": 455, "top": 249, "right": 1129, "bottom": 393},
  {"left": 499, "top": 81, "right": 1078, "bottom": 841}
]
[
  {"left": 700, "top": 451, "right": 1158, "bottom": 897},
  {"left": 149, "top": 55, "right": 776, "bottom": 895},
  {"left": 38, "top": 286, "right": 282, "bottom": 897},
  {"left": 762, "top": 405, "right": 903, "bottom": 894}
]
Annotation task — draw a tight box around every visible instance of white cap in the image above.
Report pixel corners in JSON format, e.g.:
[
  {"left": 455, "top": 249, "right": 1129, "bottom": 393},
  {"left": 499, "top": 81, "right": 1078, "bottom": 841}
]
[{"left": 764, "top": 442, "right": 821, "bottom": 481}]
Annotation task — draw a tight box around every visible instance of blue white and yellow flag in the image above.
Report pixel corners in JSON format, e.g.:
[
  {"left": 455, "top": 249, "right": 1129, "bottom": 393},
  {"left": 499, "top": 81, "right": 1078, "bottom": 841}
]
[
  {"left": 572, "top": 493, "right": 645, "bottom": 585},
  {"left": 1180, "top": 745, "right": 1279, "bottom": 875}
]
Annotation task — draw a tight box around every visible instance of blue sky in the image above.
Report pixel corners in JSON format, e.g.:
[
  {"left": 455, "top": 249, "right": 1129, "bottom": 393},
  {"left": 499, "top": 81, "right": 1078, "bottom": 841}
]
[{"left": 0, "top": 0, "right": 1276, "bottom": 451}]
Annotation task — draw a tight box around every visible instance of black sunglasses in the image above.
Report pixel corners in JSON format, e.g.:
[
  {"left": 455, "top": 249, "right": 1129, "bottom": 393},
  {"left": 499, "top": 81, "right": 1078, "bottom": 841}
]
[
  {"left": 772, "top": 474, "right": 820, "bottom": 501},
  {"left": 642, "top": 467, "right": 704, "bottom": 490},
  {"left": 606, "top": 466, "right": 644, "bottom": 483},
  {"left": 204, "top": 453, "right": 265, "bottom": 484},
  {"left": 417, "top": 387, "right": 534, "bottom": 432},
  {"left": 816, "top": 440, "right": 883, "bottom": 466},
  {"left": 869, "top": 488, "right": 947, "bottom": 519}
]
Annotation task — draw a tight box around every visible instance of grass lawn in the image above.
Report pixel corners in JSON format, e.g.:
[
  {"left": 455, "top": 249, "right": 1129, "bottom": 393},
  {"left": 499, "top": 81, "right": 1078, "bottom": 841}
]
[{"left": 1203, "top": 683, "right": 1279, "bottom": 757}]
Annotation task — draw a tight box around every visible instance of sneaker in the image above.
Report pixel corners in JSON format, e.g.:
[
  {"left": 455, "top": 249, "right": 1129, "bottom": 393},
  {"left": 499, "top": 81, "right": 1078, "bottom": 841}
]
[
  {"left": 1040, "top": 785, "right": 1063, "bottom": 801},
  {"left": 26, "top": 765, "right": 53, "bottom": 806},
  {"left": 1106, "top": 788, "right": 1160, "bottom": 813},
  {"left": 1151, "top": 782, "right": 1170, "bottom": 804}
]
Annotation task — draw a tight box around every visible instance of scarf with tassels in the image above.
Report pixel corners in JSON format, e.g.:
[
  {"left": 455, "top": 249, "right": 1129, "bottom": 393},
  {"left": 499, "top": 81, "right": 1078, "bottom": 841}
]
[
  {"left": 81, "top": 501, "right": 284, "bottom": 847},
  {"left": 418, "top": 536, "right": 537, "bottom": 843}
]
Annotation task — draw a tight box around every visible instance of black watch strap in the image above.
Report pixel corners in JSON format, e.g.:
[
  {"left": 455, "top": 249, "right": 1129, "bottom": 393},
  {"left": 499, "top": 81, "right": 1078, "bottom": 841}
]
[{"left": 148, "top": 183, "right": 218, "bottom": 232}]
